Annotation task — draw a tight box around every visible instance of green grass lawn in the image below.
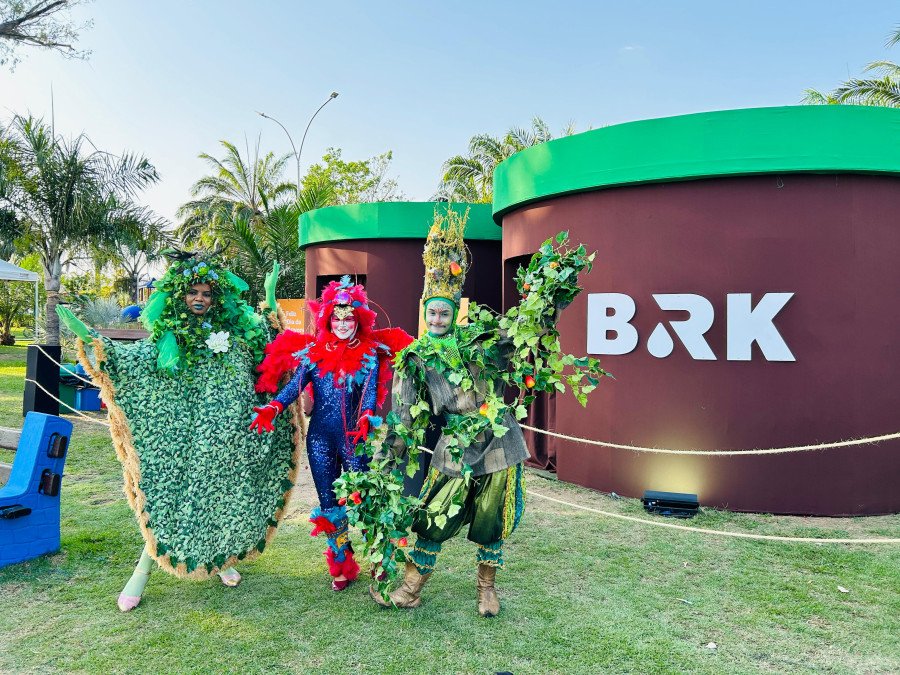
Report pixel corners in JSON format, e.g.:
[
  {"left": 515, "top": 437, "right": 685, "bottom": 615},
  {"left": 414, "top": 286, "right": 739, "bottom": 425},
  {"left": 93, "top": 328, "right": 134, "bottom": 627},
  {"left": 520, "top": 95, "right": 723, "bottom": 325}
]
[{"left": 0, "top": 344, "right": 897, "bottom": 674}]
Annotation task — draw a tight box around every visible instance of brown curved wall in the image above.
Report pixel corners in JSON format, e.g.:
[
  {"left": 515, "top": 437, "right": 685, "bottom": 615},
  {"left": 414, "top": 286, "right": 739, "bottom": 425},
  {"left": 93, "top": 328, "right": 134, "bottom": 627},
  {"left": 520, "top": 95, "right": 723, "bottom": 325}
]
[
  {"left": 305, "top": 238, "right": 502, "bottom": 338},
  {"left": 502, "top": 174, "right": 900, "bottom": 515}
]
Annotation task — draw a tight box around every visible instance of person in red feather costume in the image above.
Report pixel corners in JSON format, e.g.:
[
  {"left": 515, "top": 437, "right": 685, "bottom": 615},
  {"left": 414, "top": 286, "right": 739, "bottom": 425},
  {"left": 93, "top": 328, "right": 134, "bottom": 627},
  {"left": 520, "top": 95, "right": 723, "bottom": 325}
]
[{"left": 251, "top": 276, "right": 412, "bottom": 590}]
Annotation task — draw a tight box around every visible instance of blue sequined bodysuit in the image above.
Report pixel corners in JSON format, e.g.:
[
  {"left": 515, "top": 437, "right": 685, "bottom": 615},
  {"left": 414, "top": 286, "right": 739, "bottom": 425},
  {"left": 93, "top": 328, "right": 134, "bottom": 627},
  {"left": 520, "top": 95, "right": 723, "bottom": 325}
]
[{"left": 274, "top": 344, "right": 379, "bottom": 510}]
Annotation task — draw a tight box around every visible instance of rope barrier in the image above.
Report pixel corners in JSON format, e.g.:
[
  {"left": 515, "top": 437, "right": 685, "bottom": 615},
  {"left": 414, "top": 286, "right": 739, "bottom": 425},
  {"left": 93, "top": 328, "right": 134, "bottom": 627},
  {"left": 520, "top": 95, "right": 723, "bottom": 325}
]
[
  {"left": 33, "top": 345, "right": 95, "bottom": 386},
  {"left": 13, "top": 385, "right": 897, "bottom": 544},
  {"left": 527, "top": 489, "right": 900, "bottom": 545},
  {"left": 35, "top": 343, "right": 898, "bottom": 456},
  {"left": 24, "top": 378, "right": 110, "bottom": 428},
  {"left": 521, "top": 424, "right": 900, "bottom": 456},
  {"left": 416, "top": 445, "right": 897, "bottom": 544}
]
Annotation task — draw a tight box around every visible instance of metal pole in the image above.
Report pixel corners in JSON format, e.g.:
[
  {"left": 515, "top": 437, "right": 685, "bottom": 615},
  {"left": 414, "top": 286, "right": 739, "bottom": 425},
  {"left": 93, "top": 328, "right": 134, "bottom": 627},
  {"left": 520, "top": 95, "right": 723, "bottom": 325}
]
[
  {"left": 257, "top": 112, "right": 301, "bottom": 190},
  {"left": 298, "top": 92, "right": 339, "bottom": 170},
  {"left": 33, "top": 280, "right": 39, "bottom": 342},
  {"left": 257, "top": 92, "right": 339, "bottom": 194}
]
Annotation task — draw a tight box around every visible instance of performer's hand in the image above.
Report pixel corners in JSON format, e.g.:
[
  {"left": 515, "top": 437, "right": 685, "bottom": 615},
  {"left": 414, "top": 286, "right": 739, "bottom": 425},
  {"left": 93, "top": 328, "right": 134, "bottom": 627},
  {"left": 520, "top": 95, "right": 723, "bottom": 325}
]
[
  {"left": 346, "top": 409, "right": 381, "bottom": 445},
  {"left": 250, "top": 401, "right": 283, "bottom": 434}
]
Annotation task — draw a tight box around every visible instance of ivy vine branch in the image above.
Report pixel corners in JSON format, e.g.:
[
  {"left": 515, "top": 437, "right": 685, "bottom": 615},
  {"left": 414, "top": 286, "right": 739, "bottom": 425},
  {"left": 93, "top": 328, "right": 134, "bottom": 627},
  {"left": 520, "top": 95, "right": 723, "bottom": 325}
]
[{"left": 334, "top": 232, "right": 611, "bottom": 598}]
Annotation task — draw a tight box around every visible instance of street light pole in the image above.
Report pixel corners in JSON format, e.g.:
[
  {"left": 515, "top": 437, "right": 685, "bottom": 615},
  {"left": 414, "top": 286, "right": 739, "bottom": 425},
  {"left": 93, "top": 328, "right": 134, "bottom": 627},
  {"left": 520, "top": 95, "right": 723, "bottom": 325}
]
[
  {"left": 257, "top": 91, "right": 339, "bottom": 193},
  {"left": 298, "top": 91, "right": 339, "bottom": 173}
]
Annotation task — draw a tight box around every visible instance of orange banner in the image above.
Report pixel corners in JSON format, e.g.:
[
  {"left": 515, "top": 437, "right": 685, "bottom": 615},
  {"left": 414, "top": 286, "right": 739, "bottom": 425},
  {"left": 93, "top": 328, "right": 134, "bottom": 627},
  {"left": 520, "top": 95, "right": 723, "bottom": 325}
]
[{"left": 277, "top": 298, "right": 308, "bottom": 334}]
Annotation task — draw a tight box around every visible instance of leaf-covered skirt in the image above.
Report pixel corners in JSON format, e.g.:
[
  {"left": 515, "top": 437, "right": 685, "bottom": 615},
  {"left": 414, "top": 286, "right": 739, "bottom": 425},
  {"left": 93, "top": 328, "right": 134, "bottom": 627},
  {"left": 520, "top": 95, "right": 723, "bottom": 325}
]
[{"left": 80, "top": 338, "right": 299, "bottom": 579}]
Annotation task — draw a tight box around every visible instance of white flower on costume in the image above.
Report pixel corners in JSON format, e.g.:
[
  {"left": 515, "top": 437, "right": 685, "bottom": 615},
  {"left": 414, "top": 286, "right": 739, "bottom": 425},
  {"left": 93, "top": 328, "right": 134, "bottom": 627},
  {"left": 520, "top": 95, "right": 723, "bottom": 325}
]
[{"left": 206, "top": 331, "right": 231, "bottom": 354}]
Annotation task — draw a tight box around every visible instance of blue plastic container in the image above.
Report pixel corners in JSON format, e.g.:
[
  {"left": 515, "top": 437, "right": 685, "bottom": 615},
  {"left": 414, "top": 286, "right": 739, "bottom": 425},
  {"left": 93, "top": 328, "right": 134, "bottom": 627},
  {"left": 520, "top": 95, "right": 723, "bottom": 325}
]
[{"left": 75, "top": 388, "right": 101, "bottom": 411}]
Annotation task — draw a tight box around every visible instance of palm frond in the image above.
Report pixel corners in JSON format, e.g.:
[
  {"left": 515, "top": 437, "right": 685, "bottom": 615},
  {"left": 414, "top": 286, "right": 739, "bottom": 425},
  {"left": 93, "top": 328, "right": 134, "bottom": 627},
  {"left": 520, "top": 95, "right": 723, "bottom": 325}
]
[
  {"left": 886, "top": 26, "right": 900, "bottom": 48},
  {"left": 801, "top": 88, "right": 840, "bottom": 105},
  {"left": 834, "top": 76, "right": 900, "bottom": 107}
]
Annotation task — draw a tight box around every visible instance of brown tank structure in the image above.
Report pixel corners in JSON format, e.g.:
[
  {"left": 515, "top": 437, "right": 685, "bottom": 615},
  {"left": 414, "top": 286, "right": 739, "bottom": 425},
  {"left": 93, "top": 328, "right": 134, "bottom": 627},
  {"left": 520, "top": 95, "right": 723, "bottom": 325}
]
[
  {"left": 299, "top": 202, "right": 501, "bottom": 337},
  {"left": 492, "top": 106, "right": 900, "bottom": 515}
]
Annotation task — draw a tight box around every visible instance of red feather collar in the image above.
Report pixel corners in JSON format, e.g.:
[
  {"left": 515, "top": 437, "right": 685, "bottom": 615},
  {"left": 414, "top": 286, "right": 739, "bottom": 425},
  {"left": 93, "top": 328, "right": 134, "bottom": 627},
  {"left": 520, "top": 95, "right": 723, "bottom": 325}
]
[
  {"left": 304, "top": 336, "right": 378, "bottom": 384},
  {"left": 255, "top": 327, "right": 413, "bottom": 407}
]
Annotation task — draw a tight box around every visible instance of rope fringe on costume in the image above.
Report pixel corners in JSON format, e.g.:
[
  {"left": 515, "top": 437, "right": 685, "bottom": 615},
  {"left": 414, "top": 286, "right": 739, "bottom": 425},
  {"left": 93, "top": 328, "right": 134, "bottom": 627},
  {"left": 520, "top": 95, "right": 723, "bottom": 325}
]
[{"left": 521, "top": 424, "right": 900, "bottom": 456}]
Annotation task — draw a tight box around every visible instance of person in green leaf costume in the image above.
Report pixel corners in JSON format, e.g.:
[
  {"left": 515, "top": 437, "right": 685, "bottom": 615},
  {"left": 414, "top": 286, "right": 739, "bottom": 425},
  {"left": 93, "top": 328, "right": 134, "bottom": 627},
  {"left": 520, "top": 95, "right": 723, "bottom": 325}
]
[
  {"left": 363, "top": 209, "right": 608, "bottom": 617},
  {"left": 57, "top": 253, "right": 299, "bottom": 612}
]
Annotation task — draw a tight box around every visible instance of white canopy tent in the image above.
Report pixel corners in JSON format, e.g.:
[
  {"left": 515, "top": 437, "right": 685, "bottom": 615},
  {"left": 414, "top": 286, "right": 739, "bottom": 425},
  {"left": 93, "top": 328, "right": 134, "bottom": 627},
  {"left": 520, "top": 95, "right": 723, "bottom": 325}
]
[{"left": 0, "top": 260, "right": 40, "bottom": 337}]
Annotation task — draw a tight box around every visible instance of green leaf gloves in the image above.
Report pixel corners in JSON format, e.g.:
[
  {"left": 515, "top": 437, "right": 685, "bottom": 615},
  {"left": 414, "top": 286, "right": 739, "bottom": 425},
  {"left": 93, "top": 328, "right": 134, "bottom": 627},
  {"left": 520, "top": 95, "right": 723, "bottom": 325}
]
[
  {"left": 55, "top": 305, "right": 93, "bottom": 342},
  {"left": 264, "top": 261, "right": 280, "bottom": 313}
]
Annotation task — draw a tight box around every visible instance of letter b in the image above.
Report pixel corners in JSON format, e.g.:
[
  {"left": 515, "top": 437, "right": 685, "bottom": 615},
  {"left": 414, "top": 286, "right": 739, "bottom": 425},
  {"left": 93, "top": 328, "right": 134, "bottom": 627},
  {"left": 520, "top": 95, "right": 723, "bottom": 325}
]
[{"left": 587, "top": 293, "right": 639, "bottom": 355}]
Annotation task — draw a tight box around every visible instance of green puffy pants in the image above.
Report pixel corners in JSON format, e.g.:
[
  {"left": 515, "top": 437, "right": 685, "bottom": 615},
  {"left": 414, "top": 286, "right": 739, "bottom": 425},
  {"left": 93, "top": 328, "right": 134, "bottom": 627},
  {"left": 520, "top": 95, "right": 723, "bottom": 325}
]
[{"left": 409, "top": 464, "right": 525, "bottom": 574}]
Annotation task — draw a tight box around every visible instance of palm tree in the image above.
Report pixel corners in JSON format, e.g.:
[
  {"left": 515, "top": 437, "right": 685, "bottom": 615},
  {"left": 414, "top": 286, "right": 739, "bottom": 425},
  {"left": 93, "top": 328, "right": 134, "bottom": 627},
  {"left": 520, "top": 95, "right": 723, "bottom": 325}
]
[
  {"left": 176, "top": 138, "right": 295, "bottom": 244},
  {"left": 435, "top": 117, "right": 569, "bottom": 203},
  {"left": 0, "top": 115, "right": 159, "bottom": 344},
  {"left": 214, "top": 179, "right": 335, "bottom": 303},
  {"left": 93, "top": 206, "right": 174, "bottom": 302},
  {"left": 803, "top": 26, "right": 900, "bottom": 107}
]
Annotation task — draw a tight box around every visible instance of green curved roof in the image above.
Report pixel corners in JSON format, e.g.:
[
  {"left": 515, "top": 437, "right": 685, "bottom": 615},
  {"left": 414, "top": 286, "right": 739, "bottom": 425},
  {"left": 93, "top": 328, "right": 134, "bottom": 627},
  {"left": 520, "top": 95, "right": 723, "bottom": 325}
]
[
  {"left": 492, "top": 106, "right": 900, "bottom": 222},
  {"left": 299, "top": 202, "right": 499, "bottom": 249}
]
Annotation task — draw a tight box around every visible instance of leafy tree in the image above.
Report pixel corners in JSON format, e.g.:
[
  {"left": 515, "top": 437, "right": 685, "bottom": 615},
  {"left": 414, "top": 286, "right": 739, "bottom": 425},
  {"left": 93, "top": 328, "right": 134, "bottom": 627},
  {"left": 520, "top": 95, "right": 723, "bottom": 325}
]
[
  {"left": 804, "top": 26, "right": 900, "bottom": 107},
  {"left": 0, "top": 114, "right": 159, "bottom": 344},
  {"left": 179, "top": 140, "right": 401, "bottom": 301},
  {"left": 60, "top": 267, "right": 113, "bottom": 303},
  {"left": 176, "top": 138, "right": 295, "bottom": 244},
  {"left": 93, "top": 207, "right": 173, "bottom": 302},
  {"left": 435, "top": 117, "right": 574, "bottom": 203},
  {"left": 0, "top": 0, "right": 91, "bottom": 70},
  {"left": 301, "top": 148, "right": 402, "bottom": 204},
  {"left": 0, "top": 253, "right": 42, "bottom": 344}
]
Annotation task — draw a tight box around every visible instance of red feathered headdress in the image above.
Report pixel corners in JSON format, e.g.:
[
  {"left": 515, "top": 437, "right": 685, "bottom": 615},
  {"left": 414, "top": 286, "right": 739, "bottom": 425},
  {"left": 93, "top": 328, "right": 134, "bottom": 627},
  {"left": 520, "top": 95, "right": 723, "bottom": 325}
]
[
  {"left": 255, "top": 275, "right": 413, "bottom": 405},
  {"left": 307, "top": 275, "right": 377, "bottom": 341}
]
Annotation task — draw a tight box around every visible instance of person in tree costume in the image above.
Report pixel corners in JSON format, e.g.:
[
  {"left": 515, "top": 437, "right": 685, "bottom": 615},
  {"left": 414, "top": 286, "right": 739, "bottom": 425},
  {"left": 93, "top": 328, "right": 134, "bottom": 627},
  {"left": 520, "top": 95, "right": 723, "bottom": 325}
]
[
  {"left": 251, "top": 276, "right": 412, "bottom": 590},
  {"left": 348, "top": 208, "right": 608, "bottom": 618},
  {"left": 56, "top": 254, "right": 299, "bottom": 612}
]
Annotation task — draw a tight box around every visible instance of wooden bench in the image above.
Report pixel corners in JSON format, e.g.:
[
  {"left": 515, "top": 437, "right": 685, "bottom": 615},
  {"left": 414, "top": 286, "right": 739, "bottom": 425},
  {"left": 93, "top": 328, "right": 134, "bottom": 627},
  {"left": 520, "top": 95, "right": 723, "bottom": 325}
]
[
  {"left": 0, "top": 426, "right": 23, "bottom": 486},
  {"left": 96, "top": 328, "right": 149, "bottom": 341}
]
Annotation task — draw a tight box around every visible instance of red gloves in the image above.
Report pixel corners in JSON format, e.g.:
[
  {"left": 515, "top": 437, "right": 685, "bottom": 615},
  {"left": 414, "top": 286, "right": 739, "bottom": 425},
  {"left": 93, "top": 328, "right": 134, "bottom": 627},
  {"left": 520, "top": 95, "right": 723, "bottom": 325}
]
[
  {"left": 250, "top": 400, "right": 283, "bottom": 434},
  {"left": 346, "top": 409, "right": 374, "bottom": 445}
]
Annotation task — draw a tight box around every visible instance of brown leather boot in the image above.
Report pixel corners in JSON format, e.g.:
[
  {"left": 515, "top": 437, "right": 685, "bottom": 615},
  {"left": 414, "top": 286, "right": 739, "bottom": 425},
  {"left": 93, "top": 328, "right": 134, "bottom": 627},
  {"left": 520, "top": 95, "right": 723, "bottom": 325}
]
[
  {"left": 476, "top": 564, "right": 500, "bottom": 617},
  {"left": 370, "top": 561, "right": 431, "bottom": 608}
]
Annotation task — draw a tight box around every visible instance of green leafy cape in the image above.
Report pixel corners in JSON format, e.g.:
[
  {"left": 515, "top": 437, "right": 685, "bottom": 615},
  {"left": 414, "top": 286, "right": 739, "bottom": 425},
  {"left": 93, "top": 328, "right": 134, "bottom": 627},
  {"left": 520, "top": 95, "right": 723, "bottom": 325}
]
[{"left": 79, "top": 330, "right": 300, "bottom": 579}]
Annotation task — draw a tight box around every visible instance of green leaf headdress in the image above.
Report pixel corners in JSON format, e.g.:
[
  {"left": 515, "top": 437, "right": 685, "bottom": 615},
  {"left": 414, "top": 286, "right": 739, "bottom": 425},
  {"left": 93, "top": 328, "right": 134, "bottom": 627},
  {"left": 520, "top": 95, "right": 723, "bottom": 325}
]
[
  {"left": 421, "top": 206, "right": 470, "bottom": 316},
  {"left": 141, "top": 250, "right": 267, "bottom": 372}
]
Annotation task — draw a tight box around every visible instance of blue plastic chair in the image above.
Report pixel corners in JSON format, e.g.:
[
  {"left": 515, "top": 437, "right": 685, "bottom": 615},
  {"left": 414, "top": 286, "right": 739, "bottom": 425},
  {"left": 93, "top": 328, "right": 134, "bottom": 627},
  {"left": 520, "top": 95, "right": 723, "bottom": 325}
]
[{"left": 0, "top": 413, "right": 73, "bottom": 568}]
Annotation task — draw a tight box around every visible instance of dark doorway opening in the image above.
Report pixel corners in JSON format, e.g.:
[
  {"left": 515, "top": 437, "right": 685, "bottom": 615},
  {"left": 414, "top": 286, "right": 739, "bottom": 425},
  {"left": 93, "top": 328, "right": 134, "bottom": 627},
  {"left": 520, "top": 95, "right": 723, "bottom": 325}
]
[{"left": 315, "top": 274, "right": 367, "bottom": 298}]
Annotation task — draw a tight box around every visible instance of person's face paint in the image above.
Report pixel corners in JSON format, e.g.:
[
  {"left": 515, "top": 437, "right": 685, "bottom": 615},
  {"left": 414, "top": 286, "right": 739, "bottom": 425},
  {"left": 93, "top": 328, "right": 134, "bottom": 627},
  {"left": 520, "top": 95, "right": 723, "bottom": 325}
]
[
  {"left": 185, "top": 283, "right": 213, "bottom": 315},
  {"left": 330, "top": 312, "right": 358, "bottom": 340},
  {"left": 425, "top": 300, "right": 454, "bottom": 336}
]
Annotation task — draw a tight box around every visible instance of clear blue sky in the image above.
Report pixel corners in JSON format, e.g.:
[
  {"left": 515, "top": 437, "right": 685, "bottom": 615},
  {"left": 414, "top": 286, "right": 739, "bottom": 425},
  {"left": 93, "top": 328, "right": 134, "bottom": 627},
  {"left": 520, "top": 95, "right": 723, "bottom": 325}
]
[{"left": 2, "top": 1, "right": 897, "bottom": 224}]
